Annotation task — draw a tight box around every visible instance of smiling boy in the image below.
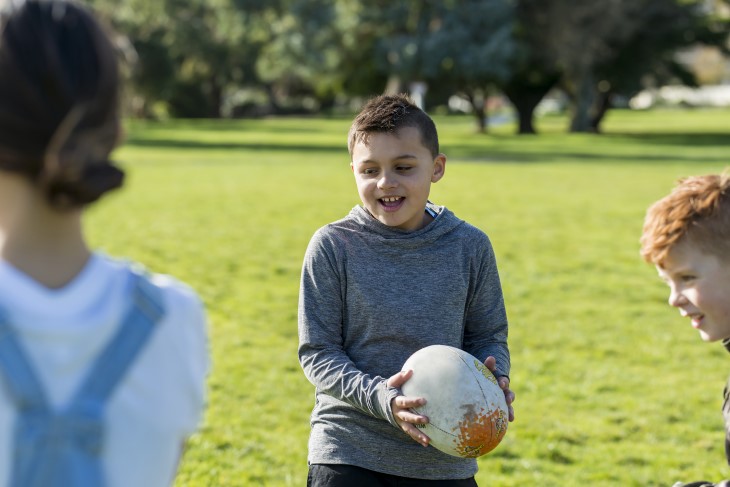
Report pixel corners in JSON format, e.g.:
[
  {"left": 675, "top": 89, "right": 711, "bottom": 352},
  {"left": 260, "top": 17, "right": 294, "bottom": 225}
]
[
  {"left": 641, "top": 172, "right": 730, "bottom": 487},
  {"left": 298, "top": 94, "right": 513, "bottom": 486},
  {"left": 351, "top": 126, "right": 445, "bottom": 232}
]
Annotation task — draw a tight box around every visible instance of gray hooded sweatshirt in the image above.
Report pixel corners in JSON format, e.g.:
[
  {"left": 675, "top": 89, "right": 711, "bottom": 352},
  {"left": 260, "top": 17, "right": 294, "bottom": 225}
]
[{"left": 298, "top": 203, "right": 509, "bottom": 480}]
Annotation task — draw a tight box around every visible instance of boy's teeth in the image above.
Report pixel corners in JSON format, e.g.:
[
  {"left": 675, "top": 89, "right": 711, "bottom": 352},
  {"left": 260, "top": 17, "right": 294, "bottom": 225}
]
[{"left": 382, "top": 197, "right": 401, "bottom": 202}]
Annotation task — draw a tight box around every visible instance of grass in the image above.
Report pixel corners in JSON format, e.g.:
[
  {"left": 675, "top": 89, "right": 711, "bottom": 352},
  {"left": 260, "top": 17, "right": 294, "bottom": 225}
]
[{"left": 85, "top": 108, "right": 730, "bottom": 486}]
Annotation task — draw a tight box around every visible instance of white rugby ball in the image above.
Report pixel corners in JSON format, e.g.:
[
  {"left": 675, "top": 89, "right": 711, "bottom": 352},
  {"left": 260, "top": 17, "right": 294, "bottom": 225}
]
[{"left": 400, "top": 345, "right": 508, "bottom": 458}]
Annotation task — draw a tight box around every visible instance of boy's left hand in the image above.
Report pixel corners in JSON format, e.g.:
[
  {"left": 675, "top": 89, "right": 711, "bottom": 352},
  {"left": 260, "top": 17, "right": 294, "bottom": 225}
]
[{"left": 484, "top": 356, "right": 515, "bottom": 422}]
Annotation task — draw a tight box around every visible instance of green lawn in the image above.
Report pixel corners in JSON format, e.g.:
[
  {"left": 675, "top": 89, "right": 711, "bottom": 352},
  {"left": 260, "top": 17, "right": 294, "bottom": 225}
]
[{"left": 86, "top": 108, "right": 730, "bottom": 486}]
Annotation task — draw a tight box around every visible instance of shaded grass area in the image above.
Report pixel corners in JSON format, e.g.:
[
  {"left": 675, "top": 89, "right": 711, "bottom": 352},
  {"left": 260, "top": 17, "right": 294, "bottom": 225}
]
[{"left": 85, "top": 108, "right": 730, "bottom": 486}]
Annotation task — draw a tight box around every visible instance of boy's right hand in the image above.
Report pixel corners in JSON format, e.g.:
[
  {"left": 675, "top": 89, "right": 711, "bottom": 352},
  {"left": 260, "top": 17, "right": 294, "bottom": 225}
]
[{"left": 387, "top": 369, "right": 431, "bottom": 448}]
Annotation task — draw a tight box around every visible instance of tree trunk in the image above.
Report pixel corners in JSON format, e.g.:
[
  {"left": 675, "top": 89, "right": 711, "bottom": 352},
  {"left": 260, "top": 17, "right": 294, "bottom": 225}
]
[
  {"left": 590, "top": 91, "right": 612, "bottom": 133},
  {"left": 473, "top": 106, "right": 487, "bottom": 133},
  {"left": 264, "top": 84, "right": 282, "bottom": 114},
  {"left": 465, "top": 90, "right": 487, "bottom": 133},
  {"left": 500, "top": 71, "right": 560, "bottom": 135},
  {"left": 503, "top": 90, "right": 540, "bottom": 135},
  {"left": 207, "top": 79, "right": 223, "bottom": 118},
  {"left": 569, "top": 72, "right": 596, "bottom": 133}
]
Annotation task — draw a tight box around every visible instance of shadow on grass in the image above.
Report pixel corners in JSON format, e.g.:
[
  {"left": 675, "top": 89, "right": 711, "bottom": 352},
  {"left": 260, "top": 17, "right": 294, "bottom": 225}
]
[
  {"left": 125, "top": 118, "right": 347, "bottom": 133},
  {"left": 123, "top": 138, "right": 343, "bottom": 153},
  {"left": 449, "top": 131, "right": 730, "bottom": 165},
  {"left": 606, "top": 132, "right": 730, "bottom": 146},
  {"left": 449, "top": 149, "right": 728, "bottom": 165},
  {"left": 123, "top": 129, "right": 730, "bottom": 165}
]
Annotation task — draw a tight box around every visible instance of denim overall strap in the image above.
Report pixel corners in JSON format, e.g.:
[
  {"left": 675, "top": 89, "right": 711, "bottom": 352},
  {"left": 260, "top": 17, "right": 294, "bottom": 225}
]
[
  {"left": 0, "top": 310, "right": 56, "bottom": 486},
  {"left": 69, "top": 272, "right": 165, "bottom": 413},
  {"left": 0, "top": 271, "right": 165, "bottom": 487},
  {"left": 0, "top": 310, "right": 50, "bottom": 414}
]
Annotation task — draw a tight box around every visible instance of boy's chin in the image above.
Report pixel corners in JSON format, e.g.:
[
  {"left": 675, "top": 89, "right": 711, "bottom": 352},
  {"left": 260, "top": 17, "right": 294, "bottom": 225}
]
[{"left": 699, "top": 329, "right": 730, "bottom": 343}]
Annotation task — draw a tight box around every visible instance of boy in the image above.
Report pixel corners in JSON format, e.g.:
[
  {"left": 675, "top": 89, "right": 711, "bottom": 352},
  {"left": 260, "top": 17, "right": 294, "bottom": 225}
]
[
  {"left": 298, "top": 94, "right": 514, "bottom": 486},
  {"left": 640, "top": 172, "right": 730, "bottom": 487}
]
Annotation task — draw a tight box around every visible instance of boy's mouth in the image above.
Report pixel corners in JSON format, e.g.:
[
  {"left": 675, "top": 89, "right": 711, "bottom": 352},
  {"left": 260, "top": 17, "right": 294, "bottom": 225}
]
[
  {"left": 683, "top": 310, "right": 705, "bottom": 329},
  {"left": 690, "top": 314, "right": 705, "bottom": 329},
  {"left": 379, "top": 196, "right": 404, "bottom": 211}
]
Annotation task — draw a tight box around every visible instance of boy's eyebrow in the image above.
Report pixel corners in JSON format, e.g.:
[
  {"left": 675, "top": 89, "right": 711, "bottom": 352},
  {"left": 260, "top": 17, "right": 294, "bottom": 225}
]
[
  {"left": 659, "top": 264, "right": 693, "bottom": 277},
  {"left": 354, "top": 154, "right": 419, "bottom": 165}
]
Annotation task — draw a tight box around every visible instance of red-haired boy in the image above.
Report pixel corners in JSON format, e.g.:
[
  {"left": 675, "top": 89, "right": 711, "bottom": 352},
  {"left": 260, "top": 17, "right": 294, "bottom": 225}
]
[{"left": 641, "top": 172, "right": 730, "bottom": 487}]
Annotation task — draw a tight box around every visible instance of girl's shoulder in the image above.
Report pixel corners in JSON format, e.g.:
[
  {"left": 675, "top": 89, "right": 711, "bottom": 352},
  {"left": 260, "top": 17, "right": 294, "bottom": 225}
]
[{"left": 100, "top": 255, "right": 203, "bottom": 312}]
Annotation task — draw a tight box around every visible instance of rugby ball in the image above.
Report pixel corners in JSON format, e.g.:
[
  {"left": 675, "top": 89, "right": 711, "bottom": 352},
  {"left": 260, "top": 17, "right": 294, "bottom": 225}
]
[{"left": 400, "top": 345, "right": 508, "bottom": 458}]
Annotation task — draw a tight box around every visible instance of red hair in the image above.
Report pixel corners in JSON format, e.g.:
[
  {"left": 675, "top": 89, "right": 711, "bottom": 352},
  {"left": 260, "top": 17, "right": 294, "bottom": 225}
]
[{"left": 641, "top": 172, "right": 730, "bottom": 266}]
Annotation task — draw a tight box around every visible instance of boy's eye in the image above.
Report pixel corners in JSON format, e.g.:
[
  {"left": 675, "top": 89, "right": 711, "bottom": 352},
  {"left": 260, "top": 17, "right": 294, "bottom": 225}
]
[
  {"left": 679, "top": 275, "right": 696, "bottom": 283},
  {"left": 396, "top": 166, "right": 412, "bottom": 172},
  {"left": 363, "top": 168, "right": 378, "bottom": 175}
]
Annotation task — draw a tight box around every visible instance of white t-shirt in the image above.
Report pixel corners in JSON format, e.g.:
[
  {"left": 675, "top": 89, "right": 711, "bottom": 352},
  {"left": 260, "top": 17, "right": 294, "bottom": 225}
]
[{"left": 0, "top": 253, "right": 208, "bottom": 487}]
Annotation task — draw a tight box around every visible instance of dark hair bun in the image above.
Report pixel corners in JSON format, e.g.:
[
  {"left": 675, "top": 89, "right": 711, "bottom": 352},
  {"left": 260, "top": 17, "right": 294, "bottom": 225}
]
[
  {"left": 44, "top": 160, "right": 125, "bottom": 207},
  {"left": 0, "top": 0, "right": 124, "bottom": 208}
]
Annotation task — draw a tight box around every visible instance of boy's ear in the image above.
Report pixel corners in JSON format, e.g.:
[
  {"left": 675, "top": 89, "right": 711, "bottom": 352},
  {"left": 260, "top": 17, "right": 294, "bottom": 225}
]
[
  {"left": 350, "top": 161, "right": 354, "bottom": 172},
  {"left": 431, "top": 154, "right": 446, "bottom": 183}
]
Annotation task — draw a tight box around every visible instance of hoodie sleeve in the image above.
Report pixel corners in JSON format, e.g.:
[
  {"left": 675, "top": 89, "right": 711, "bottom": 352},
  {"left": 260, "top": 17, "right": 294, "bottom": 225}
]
[
  {"left": 297, "top": 228, "right": 400, "bottom": 426},
  {"left": 462, "top": 232, "right": 510, "bottom": 379}
]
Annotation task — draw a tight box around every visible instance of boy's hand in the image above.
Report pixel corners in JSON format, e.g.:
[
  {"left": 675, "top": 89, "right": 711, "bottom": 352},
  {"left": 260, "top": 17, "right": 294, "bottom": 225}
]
[
  {"left": 387, "top": 369, "right": 431, "bottom": 447},
  {"left": 484, "top": 356, "right": 515, "bottom": 422}
]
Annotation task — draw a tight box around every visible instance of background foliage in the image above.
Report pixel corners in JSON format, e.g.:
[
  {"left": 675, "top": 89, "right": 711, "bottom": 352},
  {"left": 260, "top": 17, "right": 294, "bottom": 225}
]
[
  {"left": 86, "top": 108, "right": 730, "bottom": 486},
  {"left": 84, "top": 0, "right": 730, "bottom": 133}
]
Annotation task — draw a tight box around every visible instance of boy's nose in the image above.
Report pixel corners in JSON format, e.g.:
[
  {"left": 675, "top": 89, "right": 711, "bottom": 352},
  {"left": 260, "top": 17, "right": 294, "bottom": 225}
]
[
  {"left": 667, "top": 288, "right": 686, "bottom": 307},
  {"left": 377, "top": 173, "right": 397, "bottom": 189}
]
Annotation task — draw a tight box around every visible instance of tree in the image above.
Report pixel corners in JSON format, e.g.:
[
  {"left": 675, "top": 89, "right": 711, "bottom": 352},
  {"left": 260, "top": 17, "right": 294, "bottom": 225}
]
[
  {"left": 349, "top": 0, "right": 515, "bottom": 132},
  {"left": 589, "top": 0, "right": 730, "bottom": 131},
  {"left": 498, "top": 0, "right": 729, "bottom": 134},
  {"left": 256, "top": 0, "right": 359, "bottom": 112},
  {"left": 86, "top": 0, "right": 282, "bottom": 118},
  {"left": 499, "top": 0, "right": 562, "bottom": 134},
  {"left": 513, "top": 0, "right": 730, "bottom": 133},
  {"left": 535, "top": 0, "right": 649, "bottom": 133},
  {"left": 421, "top": 0, "right": 516, "bottom": 132}
]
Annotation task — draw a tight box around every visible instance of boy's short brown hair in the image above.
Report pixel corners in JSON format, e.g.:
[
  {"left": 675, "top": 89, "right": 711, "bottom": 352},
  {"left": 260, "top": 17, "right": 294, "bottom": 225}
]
[
  {"left": 640, "top": 172, "right": 730, "bottom": 266},
  {"left": 347, "top": 93, "right": 439, "bottom": 158}
]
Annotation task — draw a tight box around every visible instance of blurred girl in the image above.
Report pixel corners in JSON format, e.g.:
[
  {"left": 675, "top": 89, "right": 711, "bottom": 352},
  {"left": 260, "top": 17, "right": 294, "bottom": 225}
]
[{"left": 0, "top": 1, "right": 208, "bottom": 485}]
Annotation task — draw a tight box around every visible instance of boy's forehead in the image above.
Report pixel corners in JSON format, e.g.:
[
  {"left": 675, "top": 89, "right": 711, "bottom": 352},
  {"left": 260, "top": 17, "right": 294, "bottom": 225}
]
[
  {"left": 351, "top": 128, "right": 427, "bottom": 159},
  {"left": 653, "top": 240, "right": 688, "bottom": 274},
  {"left": 661, "top": 242, "right": 690, "bottom": 267},
  {"left": 662, "top": 239, "right": 726, "bottom": 271}
]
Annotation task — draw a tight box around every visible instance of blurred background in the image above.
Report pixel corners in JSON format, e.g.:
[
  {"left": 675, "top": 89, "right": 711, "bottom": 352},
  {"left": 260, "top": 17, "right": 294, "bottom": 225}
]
[{"left": 84, "top": 0, "right": 730, "bottom": 131}]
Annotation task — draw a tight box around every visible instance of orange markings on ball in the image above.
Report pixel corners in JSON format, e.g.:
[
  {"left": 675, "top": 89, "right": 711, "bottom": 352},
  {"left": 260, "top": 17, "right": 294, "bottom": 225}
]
[{"left": 455, "top": 407, "right": 508, "bottom": 458}]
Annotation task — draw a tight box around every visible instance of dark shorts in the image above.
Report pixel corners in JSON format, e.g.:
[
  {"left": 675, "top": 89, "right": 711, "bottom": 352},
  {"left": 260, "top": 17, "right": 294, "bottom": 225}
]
[{"left": 307, "top": 464, "right": 479, "bottom": 487}]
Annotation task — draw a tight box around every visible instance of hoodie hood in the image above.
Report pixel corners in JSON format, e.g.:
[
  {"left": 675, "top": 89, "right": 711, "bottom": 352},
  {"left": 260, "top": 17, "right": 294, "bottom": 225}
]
[{"left": 347, "top": 202, "right": 464, "bottom": 247}]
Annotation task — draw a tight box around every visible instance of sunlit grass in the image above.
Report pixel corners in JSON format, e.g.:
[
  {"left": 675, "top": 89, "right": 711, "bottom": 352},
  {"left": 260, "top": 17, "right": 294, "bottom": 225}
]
[{"left": 86, "top": 108, "right": 730, "bottom": 486}]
